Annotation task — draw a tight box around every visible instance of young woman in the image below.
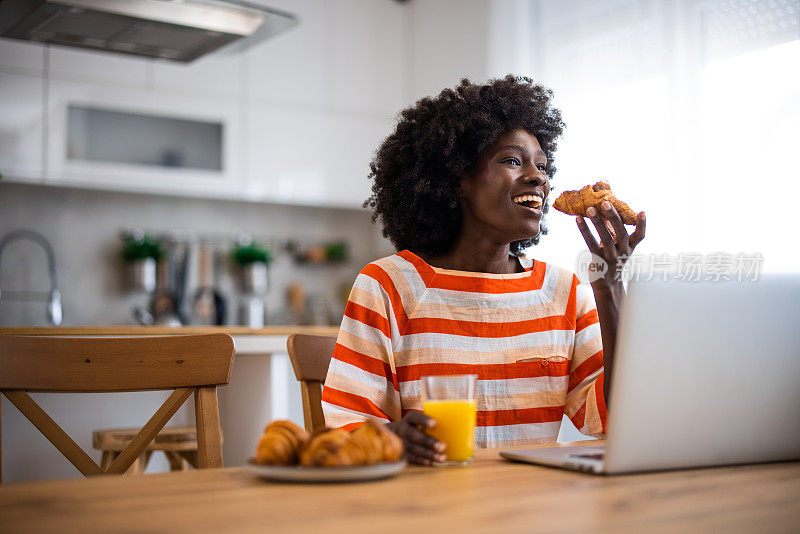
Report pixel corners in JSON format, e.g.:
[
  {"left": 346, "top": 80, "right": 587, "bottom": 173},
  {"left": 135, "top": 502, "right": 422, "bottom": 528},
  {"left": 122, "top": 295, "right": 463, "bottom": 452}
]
[{"left": 321, "top": 76, "right": 646, "bottom": 465}]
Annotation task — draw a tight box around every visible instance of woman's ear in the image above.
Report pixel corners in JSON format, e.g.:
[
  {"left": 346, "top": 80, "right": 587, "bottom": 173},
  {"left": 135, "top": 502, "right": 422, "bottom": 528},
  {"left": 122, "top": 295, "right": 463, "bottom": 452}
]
[{"left": 454, "top": 172, "right": 470, "bottom": 199}]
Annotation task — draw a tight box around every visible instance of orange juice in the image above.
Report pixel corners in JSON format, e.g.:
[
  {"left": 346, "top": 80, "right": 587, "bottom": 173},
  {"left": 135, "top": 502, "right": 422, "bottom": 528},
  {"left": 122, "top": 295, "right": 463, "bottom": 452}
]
[{"left": 422, "top": 399, "right": 477, "bottom": 463}]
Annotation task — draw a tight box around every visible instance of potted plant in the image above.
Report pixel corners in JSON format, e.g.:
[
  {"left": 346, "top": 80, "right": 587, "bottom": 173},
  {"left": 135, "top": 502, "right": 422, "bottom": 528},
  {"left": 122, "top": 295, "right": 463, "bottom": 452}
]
[
  {"left": 231, "top": 242, "right": 272, "bottom": 295},
  {"left": 121, "top": 233, "right": 162, "bottom": 292}
]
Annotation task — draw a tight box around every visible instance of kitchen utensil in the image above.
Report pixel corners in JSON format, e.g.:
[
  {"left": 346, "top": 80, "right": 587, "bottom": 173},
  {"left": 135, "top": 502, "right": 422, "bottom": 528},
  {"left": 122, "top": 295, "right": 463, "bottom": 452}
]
[
  {"left": 149, "top": 256, "right": 182, "bottom": 326},
  {"left": 191, "top": 245, "right": 226, "bottom": 326}
]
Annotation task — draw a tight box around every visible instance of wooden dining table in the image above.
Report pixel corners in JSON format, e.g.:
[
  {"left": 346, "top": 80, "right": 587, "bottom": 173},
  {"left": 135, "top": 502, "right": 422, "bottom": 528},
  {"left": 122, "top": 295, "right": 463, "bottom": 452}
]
[{"left": 1, "top": 440, "right": 798, "bottom": 533}]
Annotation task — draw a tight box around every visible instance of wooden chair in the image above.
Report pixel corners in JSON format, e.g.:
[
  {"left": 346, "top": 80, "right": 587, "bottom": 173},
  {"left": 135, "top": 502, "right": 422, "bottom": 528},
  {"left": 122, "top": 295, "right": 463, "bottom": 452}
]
[
  {"left": 0, "top": 334, "right": 234, "bottom": 482},
  {"left": 286, "top": 333, "right": 337, "bottom": 433},
  {"left": 92, "top": 425, "right": 204, "bottom": 474}
]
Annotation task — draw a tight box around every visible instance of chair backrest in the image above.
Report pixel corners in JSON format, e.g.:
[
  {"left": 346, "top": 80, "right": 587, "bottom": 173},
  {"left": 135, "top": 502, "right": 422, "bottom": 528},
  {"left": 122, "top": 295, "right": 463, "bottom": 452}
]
[
  {"left": 0, "top": 334, "right": 234, "bottom": 482},
  {"left": 286, "top": 333, "right": 337, "bottom": 433}
]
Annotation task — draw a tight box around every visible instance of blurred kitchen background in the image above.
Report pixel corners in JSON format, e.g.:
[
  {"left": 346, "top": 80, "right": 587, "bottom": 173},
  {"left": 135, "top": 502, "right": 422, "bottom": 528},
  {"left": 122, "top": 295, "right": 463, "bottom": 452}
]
[
  {"left": 1, "top": 0, "right": 798, "bottom": 483},
  {"left": 2, "top": 0, "right": 799, "bottom": 329}
]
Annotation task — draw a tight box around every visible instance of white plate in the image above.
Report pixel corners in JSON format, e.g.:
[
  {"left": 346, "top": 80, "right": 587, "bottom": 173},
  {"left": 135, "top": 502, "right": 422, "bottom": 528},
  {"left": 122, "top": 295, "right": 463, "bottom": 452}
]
[{"left": 246, "top": 461, "right": 407, "bottom": 483}]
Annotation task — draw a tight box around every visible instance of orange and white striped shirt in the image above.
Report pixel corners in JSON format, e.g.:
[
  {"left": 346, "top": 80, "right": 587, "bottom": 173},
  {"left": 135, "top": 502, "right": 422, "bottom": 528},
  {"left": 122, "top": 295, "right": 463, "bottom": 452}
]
[{"left": 321, "top": 250, "right": 607, "bottom": 447}]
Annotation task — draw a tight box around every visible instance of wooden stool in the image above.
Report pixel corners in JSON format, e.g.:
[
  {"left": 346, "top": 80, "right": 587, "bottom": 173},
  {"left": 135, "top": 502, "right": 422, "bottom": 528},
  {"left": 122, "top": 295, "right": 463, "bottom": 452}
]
[{"left": 93, "top": 426, "right": 201, "bottom": 475}]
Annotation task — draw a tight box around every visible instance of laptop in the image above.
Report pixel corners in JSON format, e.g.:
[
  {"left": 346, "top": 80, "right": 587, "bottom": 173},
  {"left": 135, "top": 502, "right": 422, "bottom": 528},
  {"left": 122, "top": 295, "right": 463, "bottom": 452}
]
[{"left": 500, "top": 274, "right": 800, "bottom": 475}]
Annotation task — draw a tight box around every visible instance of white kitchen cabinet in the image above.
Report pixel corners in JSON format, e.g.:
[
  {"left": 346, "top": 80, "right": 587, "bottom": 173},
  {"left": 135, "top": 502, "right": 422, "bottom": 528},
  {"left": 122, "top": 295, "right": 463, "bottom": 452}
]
[
  {"left": 243, "top": 104, "right": 327, "bottom": 205},
  {"left": 0, "top": 71, "right": 44, "bottom": 183},
  {"left": 244, "top": 0, "right": 407, "bottom": 117},
  {"left": 244, "top": 0, "right": 328, "bottom": 108},
  {"left": 152, "top": 53, "right": 242, "bottom": 100},
  {"left": 0, "top": 1, "right": 411, "bottom": 208},
  {"left": 45, "top": 79, "right": 243, "bottom": 198},
  {"left": 47, "top": 46, "right": 149, "bottom": 89},
  {"left": 330, "top": 0, "right": 407, "bottom": 117},
  {"left": 320, "top": 112, "right": 394, "bottom": 208},
  {"left": 0, "top": 38, "right": 45, "bottom": 76},
  {"left": 244, "top": 102, "right": 392, "bottom": 209},
  {"left": 408, "top": 0, "right": 490, "bottom": 102}
]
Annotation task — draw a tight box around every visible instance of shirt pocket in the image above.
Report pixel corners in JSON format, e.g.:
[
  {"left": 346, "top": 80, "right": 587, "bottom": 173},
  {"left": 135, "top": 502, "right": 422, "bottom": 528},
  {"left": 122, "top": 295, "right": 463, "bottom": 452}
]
[
  {"left": 514, "top": 351, "right": 570, "bottom": 379},
  {"left": 480, "top": 354, "right": 570, "bottom": 415}
]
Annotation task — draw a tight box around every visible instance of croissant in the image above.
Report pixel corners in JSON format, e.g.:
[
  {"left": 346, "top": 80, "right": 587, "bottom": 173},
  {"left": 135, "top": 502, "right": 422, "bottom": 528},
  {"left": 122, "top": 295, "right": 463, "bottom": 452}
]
[
  {"left": 349, "top": 425, "right": 384, "bottom": 465},
  {"left": 350, "top": 420, "right": 404, "bottom": 463},
  {"left": 300, "top": 429, "right": 366, "bottom": 467},
  {"left": 253, "top": 420, "right": 310, "bottom": 465},
  {"left": 553, "top": 181, "right": 638, "bottom": 225},
  {"left": 299, "top": 421, "right": 405, "bottom": 467}
]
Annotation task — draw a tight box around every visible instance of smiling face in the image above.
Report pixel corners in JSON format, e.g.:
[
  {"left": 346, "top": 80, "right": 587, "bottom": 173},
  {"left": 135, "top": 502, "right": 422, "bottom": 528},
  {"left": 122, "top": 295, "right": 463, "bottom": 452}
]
[{"left": 457, "top": 129, "right": 551, "bottom": 247}]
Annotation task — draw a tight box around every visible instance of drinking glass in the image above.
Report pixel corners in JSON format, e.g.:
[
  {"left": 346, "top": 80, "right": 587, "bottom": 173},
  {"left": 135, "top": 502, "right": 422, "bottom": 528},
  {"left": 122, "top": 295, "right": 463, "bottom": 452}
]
[{"left": 421, "top": 375, "right": 478, "bottom": 466}]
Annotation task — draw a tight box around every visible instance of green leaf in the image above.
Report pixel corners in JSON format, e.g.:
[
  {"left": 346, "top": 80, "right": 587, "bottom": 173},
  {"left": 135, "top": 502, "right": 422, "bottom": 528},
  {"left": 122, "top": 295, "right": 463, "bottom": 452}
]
[
  {"left": 231, "top": 243, "right": 272, "bottom": 266},
  {"left": 121, "top": 235, "right": 163, "bottom": 261}
]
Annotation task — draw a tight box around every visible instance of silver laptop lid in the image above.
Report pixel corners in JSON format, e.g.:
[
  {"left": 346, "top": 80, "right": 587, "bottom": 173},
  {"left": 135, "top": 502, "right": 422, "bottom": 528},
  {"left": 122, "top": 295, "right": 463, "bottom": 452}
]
[{"left": 604, "top": 274, "right": 800, "bottom": 474}]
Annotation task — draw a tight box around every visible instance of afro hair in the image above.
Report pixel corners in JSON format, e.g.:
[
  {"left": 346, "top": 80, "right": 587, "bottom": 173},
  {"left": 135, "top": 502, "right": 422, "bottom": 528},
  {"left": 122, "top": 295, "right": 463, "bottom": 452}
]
[{"left": 364, "top": 75, "right": 565, "bottom": 257}]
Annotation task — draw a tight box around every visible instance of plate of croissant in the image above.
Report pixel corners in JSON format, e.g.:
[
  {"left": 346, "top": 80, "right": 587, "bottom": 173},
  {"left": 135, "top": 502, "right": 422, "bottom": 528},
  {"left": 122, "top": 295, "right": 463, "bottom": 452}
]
[{"left": 248, "top": 420, "right": 406, "bottom": 483}]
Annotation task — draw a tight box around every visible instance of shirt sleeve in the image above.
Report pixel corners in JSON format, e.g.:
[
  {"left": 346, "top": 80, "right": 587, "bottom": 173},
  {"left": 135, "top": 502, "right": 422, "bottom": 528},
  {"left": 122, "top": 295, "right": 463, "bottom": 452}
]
[
  {"left": 563, "top": 276, "right": 608, "bottom": 438},
  {"left": 321, "top": 270, "right": 402, "bottom": 431}
]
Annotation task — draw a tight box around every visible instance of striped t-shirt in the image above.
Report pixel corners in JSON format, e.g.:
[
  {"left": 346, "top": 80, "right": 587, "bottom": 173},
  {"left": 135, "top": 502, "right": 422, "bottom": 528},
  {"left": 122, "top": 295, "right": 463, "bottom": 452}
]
[{"left": 321, "top": 249, "right": 607, "bottom": 448}]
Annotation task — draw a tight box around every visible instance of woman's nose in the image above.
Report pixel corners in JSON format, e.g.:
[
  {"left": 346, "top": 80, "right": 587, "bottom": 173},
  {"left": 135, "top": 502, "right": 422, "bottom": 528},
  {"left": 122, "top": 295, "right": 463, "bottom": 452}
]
[{"left": 525, "top": 170, "right": 547, "bottom": 186}]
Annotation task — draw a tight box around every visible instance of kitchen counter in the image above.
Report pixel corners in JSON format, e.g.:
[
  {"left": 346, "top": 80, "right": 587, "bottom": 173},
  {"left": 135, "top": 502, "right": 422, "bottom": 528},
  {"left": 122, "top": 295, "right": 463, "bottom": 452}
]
[
  {"left": 0, "top": 325, "right": 339, "bottom": 482},
  {"left": 0, "top": 325, "right": 339, "bottom": 354},
  {"left": 0, "top": 325, "right": 339, "bottom": 336}
]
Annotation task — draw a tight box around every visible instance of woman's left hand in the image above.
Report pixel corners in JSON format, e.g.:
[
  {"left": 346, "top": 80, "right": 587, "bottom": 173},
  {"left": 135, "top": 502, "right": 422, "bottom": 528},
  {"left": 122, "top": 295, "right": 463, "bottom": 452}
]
[{"left": 576, "top": 201, "right": 646, "bottom": 285}]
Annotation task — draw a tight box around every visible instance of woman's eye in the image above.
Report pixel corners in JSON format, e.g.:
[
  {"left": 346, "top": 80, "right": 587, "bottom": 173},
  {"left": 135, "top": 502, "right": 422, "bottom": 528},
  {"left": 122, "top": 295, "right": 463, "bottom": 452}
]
[
  {"left": 502, "top": 158, "right": 521, "bottom": 166},
  {"left": 536, "top": 164, "right": 547, "bottom": 171}
]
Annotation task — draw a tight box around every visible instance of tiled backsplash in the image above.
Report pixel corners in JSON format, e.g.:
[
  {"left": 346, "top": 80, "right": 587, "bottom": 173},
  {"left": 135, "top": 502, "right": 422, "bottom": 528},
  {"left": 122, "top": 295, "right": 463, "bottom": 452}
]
[{"left": 0, "top": 182, "right": 392, "bottom": 326}]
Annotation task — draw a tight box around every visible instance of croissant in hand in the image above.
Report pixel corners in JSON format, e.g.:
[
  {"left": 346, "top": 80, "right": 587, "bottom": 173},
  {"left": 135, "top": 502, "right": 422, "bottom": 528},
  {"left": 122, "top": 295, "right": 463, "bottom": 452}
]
[
  {"left": 253, "top": 420, "right": 310, "bottom": 465},
  {"left": 553, "top": 181, "right": 637, "bottom": 225}
]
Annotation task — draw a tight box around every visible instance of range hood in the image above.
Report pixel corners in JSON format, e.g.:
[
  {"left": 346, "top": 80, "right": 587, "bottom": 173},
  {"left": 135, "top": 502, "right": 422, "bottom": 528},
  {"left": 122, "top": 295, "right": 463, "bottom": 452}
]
[{"left": 0, "top": 0, "right": 297, "bottom": 63}]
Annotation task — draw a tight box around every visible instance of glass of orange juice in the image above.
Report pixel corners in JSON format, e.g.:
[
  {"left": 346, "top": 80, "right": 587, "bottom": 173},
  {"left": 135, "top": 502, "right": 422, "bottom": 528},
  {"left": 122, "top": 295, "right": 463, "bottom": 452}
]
[{"left": 421, "top": 375, "right": 477, "bottom": 466}]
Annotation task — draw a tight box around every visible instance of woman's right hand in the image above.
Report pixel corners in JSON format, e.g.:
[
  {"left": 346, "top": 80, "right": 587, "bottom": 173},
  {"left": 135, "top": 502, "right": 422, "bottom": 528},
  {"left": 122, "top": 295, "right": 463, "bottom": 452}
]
[{"left": 386, "top": 411, "right": 446, "bottom": 465}]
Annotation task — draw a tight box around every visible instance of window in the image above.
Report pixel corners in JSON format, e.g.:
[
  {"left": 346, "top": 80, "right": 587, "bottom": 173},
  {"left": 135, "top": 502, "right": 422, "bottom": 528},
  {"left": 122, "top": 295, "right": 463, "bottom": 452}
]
[{"left": 529, "top": 0, "right": 799, "bottom": 274}]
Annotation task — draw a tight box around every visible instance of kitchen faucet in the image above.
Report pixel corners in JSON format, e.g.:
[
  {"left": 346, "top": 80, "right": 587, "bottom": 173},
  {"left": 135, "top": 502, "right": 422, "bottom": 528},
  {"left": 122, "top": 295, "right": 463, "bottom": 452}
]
[{"left": 0, "top": 229, "right": 62, "bottom": 325}]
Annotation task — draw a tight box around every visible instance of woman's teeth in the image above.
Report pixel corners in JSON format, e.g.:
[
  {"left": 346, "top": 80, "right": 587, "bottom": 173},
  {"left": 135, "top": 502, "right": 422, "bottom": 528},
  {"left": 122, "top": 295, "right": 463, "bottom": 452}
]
[{"left": 512, "top": 195, "right": 543, "bottom": 209}]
